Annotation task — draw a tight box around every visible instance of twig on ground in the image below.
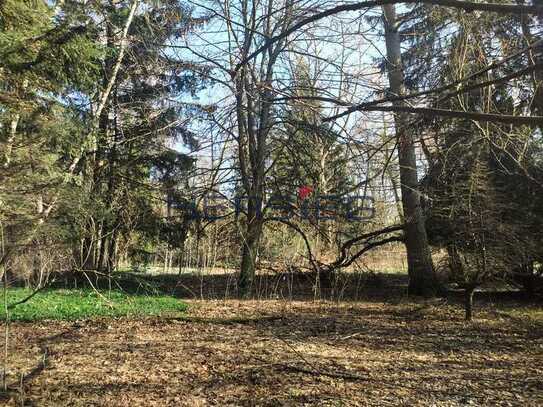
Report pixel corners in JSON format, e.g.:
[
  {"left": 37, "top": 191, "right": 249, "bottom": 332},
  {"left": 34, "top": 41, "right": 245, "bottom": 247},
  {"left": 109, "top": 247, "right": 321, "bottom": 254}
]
[
  {"left": 166, "top": 315, "right": 283, "bottom": 325},
  {"left": 340, "top": 332, "right": 361, "bottom": 340},
  {"left": 281, "top": 363, "right": 369, "bottom": 381}
]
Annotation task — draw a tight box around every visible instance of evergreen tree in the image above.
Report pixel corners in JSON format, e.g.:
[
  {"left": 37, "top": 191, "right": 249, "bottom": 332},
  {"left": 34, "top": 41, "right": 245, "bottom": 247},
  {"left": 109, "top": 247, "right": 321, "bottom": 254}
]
[
  {"left": 78, "top": 0, "right": 206, "bottom": 272},
  {"left": 269, "top": 60, "right": 352, "bottom": 254},
  {"left": 422, "top": 24, "right": 543, "bottom": 317},
  {"left": 0, "top": 0, "right": 101, "bottom": 281},
  {"left": 0, "top": 0, "right": 206, "bottom": 281}
]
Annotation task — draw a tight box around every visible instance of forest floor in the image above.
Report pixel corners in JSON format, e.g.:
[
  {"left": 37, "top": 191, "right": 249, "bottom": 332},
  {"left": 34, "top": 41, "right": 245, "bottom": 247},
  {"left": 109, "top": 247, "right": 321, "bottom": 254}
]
[{"left": 2, "top": 289, "right": 543, "bottom": 406}]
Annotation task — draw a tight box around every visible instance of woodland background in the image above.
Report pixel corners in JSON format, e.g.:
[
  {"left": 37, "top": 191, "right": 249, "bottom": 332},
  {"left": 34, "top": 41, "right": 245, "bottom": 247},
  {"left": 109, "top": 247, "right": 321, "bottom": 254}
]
[{"left": 1, "top": 0, "right": 543, "bottom": 404}]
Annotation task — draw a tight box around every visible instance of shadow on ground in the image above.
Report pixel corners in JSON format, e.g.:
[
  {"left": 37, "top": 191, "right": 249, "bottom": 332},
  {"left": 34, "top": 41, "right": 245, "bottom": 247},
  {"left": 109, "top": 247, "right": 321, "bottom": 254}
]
[
  {"left": 3, "top": 297, "right": 543, "bottom": 406},
  {"left": 57, "top": 268, "right": 542, "bottom": 308}
]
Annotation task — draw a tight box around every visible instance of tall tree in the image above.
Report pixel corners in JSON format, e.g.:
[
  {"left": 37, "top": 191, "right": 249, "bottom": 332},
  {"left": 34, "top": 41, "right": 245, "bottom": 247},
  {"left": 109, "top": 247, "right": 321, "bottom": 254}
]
[
  {"left": 381, "top": 4, "right": 438, "bottom": 296},
  {"left": 0, "top": 0, "right": 101, "bottom": 280},
  {"left": 80, "top": 0, "right": 204, "bottom": 273},
  {"left": 212, "top": 0, "right": 294, "bottom": 297}
]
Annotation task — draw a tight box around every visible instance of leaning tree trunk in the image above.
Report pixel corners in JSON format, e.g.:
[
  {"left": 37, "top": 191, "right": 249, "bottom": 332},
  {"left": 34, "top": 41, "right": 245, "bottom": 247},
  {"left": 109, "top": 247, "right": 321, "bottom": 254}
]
[{"left": 382, "top": 5, "right": 437, "bottom": 297}]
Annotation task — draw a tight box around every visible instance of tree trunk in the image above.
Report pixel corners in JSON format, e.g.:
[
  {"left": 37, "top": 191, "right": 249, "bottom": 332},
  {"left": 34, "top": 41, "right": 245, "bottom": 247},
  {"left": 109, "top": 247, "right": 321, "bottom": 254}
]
[
  {"left": 3, "top": 113, "right": 20, "bottom": 168},
  {"left": 233, "top": 0, "right": 286, "bottom": 298},
  {"left": 382, "top": 5, "right": 437, "bottom": 297},
  {"left": 107, "top": 230, "right": 117, "bottom": 273},
  {"left": 464, "top": 286, "right": 475, "bottom": 321},
  {"left": 239, "top": 199, "right": 263, "bottom": 298},
  {"left": 81, "top": 237, "right": 94, "bottom": 270},
  {"left": 3, "top": 80, "right": 27, "bottom": 168},
  {"left": 99, "top": 236, "right": 109, "bottom": 272},
  {"left": 535, "top": 1, "right": 543, "bottom": 123},
  {"left": 518, "top": 0, "right": 543, "bottom": 130}
]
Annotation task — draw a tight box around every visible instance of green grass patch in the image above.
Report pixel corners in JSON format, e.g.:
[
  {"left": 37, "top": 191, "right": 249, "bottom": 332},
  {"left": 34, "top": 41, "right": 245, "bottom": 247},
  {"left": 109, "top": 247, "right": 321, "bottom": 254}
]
[{"left": 0, "top": 288, "right": 188, "bottom": 321}]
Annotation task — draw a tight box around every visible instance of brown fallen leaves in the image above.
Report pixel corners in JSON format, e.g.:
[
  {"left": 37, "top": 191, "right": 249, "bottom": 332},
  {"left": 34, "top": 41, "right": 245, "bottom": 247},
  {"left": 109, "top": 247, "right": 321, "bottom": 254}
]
[{"left": 2, "top": 299, "right": 543, "bottom": 406}]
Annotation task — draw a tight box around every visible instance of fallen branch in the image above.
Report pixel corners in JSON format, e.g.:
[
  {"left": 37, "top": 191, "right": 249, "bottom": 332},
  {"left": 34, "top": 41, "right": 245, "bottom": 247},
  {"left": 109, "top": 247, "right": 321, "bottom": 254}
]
[
  {"left": 264, "top": 218, "right": 321, "bottom": 274},
  {"left": 82, "top": 272, "right": 114, "bottom": 307},
  {"left": 166, "top": 315, "right": 284, "bottom": 325},
  {"left": 281, "top": 363, "right": 369, "bottom": 381}
]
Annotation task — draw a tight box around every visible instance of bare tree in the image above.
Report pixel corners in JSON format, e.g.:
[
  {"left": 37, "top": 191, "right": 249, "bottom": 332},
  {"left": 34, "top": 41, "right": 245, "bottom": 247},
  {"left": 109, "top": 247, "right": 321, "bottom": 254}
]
[{"left": 188, "top": 0, "right": 297, "bottom": 296}]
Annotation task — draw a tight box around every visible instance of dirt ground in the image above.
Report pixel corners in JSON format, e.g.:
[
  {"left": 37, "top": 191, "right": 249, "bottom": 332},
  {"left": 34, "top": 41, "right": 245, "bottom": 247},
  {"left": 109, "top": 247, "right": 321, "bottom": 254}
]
[{"left": 2, "top": 297, "right": 543, "bottom": 406}]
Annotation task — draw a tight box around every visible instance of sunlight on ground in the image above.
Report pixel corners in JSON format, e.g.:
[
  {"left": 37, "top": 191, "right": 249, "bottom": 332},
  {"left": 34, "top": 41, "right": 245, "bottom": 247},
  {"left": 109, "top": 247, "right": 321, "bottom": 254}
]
[{"left": 2, "top": 299, "right": 542, "bottom": 406}]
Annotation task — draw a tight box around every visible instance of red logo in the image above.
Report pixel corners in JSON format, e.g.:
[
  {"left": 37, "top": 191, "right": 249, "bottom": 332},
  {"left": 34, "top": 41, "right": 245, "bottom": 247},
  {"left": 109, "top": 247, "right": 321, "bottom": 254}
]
[{"left": 298, "top": 185, "right": 314, "bottom": 200}]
